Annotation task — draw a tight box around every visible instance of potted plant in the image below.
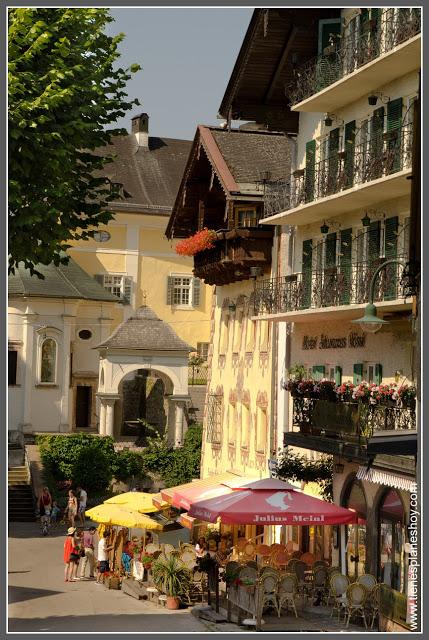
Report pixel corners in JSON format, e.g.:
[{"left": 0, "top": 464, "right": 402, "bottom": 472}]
[
  {"left": 314, "top": 379, "right": 337, "bottom": 401},
  {"left": 398, "top": 384, "right": 416, "bottom": 410},
  {"left": 152, "top": 554, "right": 191, "bottom": 610}
]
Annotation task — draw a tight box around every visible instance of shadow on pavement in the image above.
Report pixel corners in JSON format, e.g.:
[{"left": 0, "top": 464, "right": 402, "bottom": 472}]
[
  {"left": 8, "top": 613, "right": 207, "bottom": 633},
  {"left": 8, "top": 523, "right": 76, "bottom": 539},
  {"left": 9, "top": 585, "right": 62, "bottom": 604}
]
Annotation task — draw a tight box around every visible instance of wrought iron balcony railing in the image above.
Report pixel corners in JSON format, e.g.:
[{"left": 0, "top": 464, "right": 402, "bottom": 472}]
[
  {"left": 288, "top": 8, "right": 421, "bottom": 107},
  {"left": 263, "top": 124, "right": 413, "bottom": 219},
  {"left": 253, "top": 256, "right": 408, "bottom": 316},
  {"left": 292, "top": 397, "right": 416, "bottom": 441}
]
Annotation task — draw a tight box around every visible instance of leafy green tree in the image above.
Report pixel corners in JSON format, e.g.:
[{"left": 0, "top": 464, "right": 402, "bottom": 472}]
[
  {"left": 112, "top": 449, "right": 147, "bottom": 483},
  {"left": 276, "top": 447, "right": 333, "bottom": 501},
  {"left": 8, "top": 8, "right": 141, "bottom": 275}
]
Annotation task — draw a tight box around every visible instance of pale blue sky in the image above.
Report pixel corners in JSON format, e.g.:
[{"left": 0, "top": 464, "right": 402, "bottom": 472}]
[{"left": 107, "top": 8, "right": 253, "bottom": 141}]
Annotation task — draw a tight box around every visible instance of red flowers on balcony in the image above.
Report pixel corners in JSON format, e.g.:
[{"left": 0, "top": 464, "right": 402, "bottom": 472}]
[{"left": 175, "top": 229, "right": 217, "bottom": 256}]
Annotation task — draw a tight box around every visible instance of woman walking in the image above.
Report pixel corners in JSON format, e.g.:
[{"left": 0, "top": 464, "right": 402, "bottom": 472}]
[
  {"left": 66, "top": 490, "right": 78, "bottom": 528},
  {"left": 38, "top": 487, "right": 52, "bottom": 517},
  {"left": 64, "top": 527, "right": 80, "bottom": 582}
]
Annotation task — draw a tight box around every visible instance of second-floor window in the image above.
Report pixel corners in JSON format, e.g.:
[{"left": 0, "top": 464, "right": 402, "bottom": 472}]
[
  {"left": 97, "top": 274, "right": 132, "bottom": 304},
  {"left": 167, "top": 275, "right": 201, "bottom": 307}
]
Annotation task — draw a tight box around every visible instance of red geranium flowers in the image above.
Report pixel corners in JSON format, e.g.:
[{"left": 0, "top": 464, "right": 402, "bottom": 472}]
[{"left": 175, "top": 228, "right": 217, "bottom": 256}]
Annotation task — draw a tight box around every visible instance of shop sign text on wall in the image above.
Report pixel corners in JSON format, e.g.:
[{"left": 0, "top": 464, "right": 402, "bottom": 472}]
[{"left": 302, "top": 333, "right": 366, "bottom": 350}]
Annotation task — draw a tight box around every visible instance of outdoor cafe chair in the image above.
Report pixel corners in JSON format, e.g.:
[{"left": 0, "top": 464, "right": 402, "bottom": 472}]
[
  {"left": 367, "top": 583, "right": 382, "bottom": 629},
  {"left": 245, "top": 560, "right": 258, "bottom": 570},
  {"left": 293, "top": 560, "right": 309, "bottom": 600},
  {"left": 286, "top": 558, "right": 299, "bottom": 572},
  {"left": 300, "top": 552, "right": 315, "bottom": 565},
  {"left": 271, "top": 549, "right": 289, "bottom": 571},
  {"left": 277, "top": 573, "right": 299, "bottom": 618},
  {"left": 285, "top": 541, "right": 294, "bottom": 554},
  {"left": 180, "top": 548, "right": 197, "bottom": 570},
  {"left": 162, "top": 543, "right": 175, "bottom": 555},
  {"left": 243, "top": 542, "right": 256, "bottom": 562},
  {"left": 145, "top": 543, "right": 160, "bottom": 554},
  {"left": 329, "top": 573, "right": 350, "bottom": 620},
  {"left": 313, "top": 560, "right": 329, "bottom": 569},
  {"left": 310, "top": 566, "right": 329, "bottom": 605},
  {"left": 291, "top": 550, "right": 302, "bottom": 559},
  {"left": 344, "top": 582, "right": 368, "bottom": 629},
  {"left": 257, "top": 572, "right": 279, "bottom": 616},
  {"left": 238, "top": 565, "right": 258, "bottom": 584},
  {"left": 357, "top": 574, "right": 377, "bottom": 591},
  {"left": 255, "top": 544, "right": 271, "bottom": 565},
  {"left": 259, "top": 566, "right": 279, "bottom": 579}
]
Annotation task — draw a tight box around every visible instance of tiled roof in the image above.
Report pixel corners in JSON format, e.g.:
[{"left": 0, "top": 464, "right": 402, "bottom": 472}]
[
  {"left": 94, "top": 134, "right": 192, "bottom": 213},
  {"left": 8, "top": 258, "right": 118, "bottom": 303},
  {"left": 96, "top": 305, "right": 194, "bottom": 352},
  {"left": 210, "top": 128, "right": 292, "bottom": 185}
]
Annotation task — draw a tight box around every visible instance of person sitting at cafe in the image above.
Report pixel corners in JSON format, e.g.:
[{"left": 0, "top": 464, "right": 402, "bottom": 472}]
[
  {"left": 195, "top": 536, "right": 207, "bottom": 559},
  {"left": 214, "top": 539, "right": 229, "bottom": 567}
]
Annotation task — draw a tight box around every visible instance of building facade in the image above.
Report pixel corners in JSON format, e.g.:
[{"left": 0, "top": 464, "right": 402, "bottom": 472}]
[
  {"left": 68, "top": 113, "right": 213, "bottom": 356},
  {"left": 167, "top": 124, "right": 294, "bottom": 542},
  {"left": 251, "top": 7, "right": 420, "bottom": 631},
  {"left": 8, "top": 259, "right": 118, "bottom": 434}
]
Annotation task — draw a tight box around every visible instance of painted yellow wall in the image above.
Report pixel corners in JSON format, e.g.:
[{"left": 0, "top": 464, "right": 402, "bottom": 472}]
[
  {"left": 201, "top": 279, "right": 273, "bottom": 481},
  {"left": 68, "top": 211, "right": 213, "bottom": 348}
]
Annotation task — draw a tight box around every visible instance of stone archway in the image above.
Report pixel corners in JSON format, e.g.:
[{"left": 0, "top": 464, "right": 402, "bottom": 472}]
[{"left": 95, "top": 306, "right": 193, "bottom": 447}]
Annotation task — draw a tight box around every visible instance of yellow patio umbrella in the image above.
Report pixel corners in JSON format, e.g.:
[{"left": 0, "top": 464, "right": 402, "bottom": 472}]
[
  {"left": 85, "top": 503, "right": 163, "bottom": 530},
  {"left": 103, "top": 492, "right": 169, "bottom": 513}
]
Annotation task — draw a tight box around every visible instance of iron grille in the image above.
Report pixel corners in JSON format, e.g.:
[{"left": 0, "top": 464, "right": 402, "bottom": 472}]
[{"left": 206, "top": 394, "right": 223, "bottom": 444}]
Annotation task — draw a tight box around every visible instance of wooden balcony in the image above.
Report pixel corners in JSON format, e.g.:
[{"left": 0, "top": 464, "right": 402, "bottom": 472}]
[{"left": 193, "top": 228, "right": 273, "bottom": 286}]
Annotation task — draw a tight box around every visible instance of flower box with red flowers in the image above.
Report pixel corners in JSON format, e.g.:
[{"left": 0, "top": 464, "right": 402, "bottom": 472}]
[{"left": 175, "top": 229, "right": 217, "bottom": 257}]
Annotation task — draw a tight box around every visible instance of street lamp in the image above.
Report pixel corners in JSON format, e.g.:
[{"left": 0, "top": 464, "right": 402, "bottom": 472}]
[{"left": 352, "top": 258, "right": 407, "bottom": 333}]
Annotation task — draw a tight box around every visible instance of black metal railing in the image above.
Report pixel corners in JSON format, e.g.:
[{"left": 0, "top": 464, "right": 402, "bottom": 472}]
[
  {"left": 263, "top": 125, "right": 413, "bottom": 218},
  {"left": 288, "top": 8, "right": 421, "bottom": 106},
  {"left": 292, "top": 397, "right": 415, "bottom": 440},
  {"left": 253, "top": 256, "right": 408, "bottom": 315}
]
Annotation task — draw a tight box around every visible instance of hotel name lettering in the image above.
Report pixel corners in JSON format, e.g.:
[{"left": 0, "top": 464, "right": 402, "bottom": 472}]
[{"left": 302, "top": 333, "right": 366, "bottom": 350}]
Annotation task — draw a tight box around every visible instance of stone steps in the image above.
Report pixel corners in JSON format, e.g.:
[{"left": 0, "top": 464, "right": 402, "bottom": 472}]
[{"left": 8, "top": 484, "right": 35, "bottom": 522}]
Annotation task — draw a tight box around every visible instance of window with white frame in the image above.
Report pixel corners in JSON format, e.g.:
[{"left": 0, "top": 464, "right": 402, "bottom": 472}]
[
  {"left": 167, "top": 275, "right": 200, "bottom": 307},
  {"left": 40, "top": 337, "right": 57, "bottom": 384},
  {"left": 256, "top": 406, "right": 268, "bottom": 453},
  {"left": 197, "top": 342, "right": 209, "bottom": 361},
  {"left": 97, "top": 274, "right": 132, "bottom": 304}
]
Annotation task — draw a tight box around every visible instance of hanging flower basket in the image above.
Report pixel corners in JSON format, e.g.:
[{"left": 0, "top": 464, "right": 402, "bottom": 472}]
[{"left": 175, "top": 228, "right": 217, "bottom": 256}]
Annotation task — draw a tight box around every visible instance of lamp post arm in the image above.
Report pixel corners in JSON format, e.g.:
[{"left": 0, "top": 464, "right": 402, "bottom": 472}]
[{"left": 368, "top": 258, "right": 407, "bottom": 305}]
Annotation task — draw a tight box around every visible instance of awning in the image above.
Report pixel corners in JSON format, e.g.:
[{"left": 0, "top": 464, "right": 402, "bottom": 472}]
[
  {"left": 160, "top": 472, "right": 248, "bottom": 511},
  {"left": 356, "top": 466, "right": 416, "bottom": 492},
  {"left": 189, "top": 477, "right": 357, "bottom": 526},
  {"left": 177, "top": 512, "right": 197, "bottom": 530}
]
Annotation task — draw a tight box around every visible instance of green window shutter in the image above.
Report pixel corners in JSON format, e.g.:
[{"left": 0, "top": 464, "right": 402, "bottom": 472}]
[
  {"left": 334, "top": 366, "right": 342, "bottom": 386},
  {"left": 95, "top": 274, "right": 104, "bottom": 287},
  {"left": 374, "top": 364, "right": 383, "bottom": 385},
  {"left": 339, "top": 228, "right": 352, "bottom": 304},
  {"left": 167, "top": 276, "right": 174, "bottom": 305},
  {"left": 302, "top": 239, "right": 313, "bottom": 309},
  {"left": 327, "top": 128, "right": 340, "bottom": 194},
  {"left": 386, "top": 98, "right": 403, "bottom": 173},
  {"left": 325, "top": 232, "right": 337, "bottom": 268},
  {"left": 122, "top": 277, "right": 132, "bottom": 305},
  {"left": 312, "top": 365, "right": 325, "bottom": 382},
  {"left": 353, "top": 363, "right": 363, "bottom": 385},
  {"left": 370, "top": 107, "right": 385, "bottom": 179},
  {"left": 305, "top": 140, "right": 316, "bottom": 202},
  {"left": 344, "top": 121, "right": 356, "bottom": 188},
  {"left": 192, "top": 277, "right": 201, "bottom": 307},
  {"left": 384, "top": 216, "right": 398, "bottom": 259},
  {"left": 368, "top": 220, "right": 381, "bottom": 265},
  {"left": 384, "top": 216, "right": 398, "bottom": 300}
]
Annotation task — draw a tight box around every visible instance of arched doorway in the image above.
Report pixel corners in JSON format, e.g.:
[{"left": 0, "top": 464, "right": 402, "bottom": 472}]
[
  {"left": 378, "top": 489, "right": 407, "bottom": 593},
  {"left": 343, "top": 478, "right": 367, "bottom": 580},
  {"left": 118, "top": 368, "right": 171, "bottom": 438}
]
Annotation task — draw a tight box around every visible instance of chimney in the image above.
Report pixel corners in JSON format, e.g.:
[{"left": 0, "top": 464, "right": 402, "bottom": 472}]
[{"left": 131, "top": 113, "right": 149, "bottom": 148}]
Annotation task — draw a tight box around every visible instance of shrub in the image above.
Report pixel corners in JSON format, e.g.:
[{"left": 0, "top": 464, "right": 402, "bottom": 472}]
[
  {"left": 276, "top": 447, "right": 333, "bottom": 502},
  {"left": 37, "top": 434, "right": 116, "bottom": 492},
  {"left": 112, "top": 449, "right": 146, "bottom": 483}
]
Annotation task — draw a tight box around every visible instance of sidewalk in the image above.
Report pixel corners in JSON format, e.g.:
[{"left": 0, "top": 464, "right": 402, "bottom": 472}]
[{"left": 8, "top": 522, "right": 208, "bottom": 633}]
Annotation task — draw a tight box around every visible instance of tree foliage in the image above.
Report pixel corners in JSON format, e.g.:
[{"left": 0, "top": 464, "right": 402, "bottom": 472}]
[
  {"left": 276, "top": 447, "right": 333, "bottom": 501},
  {"left": 8, "top": 8, "right": 141, "bottom": 275}
]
